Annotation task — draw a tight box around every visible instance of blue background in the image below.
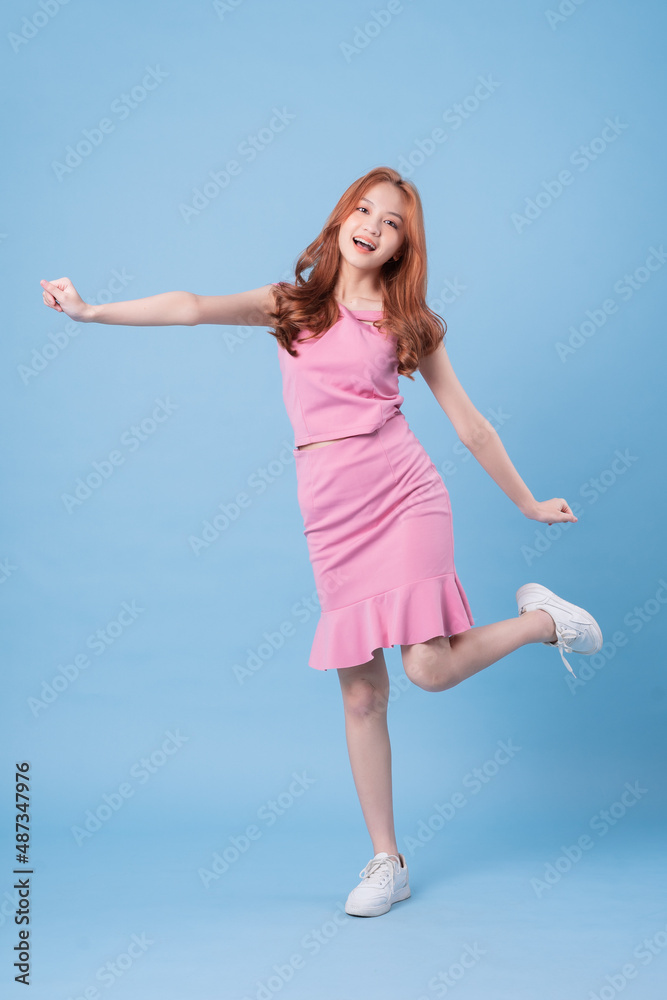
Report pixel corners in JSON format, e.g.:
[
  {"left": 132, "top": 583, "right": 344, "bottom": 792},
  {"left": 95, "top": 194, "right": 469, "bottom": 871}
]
[{"left": 2, "top": 0, "right": 666, "bottom": 997}]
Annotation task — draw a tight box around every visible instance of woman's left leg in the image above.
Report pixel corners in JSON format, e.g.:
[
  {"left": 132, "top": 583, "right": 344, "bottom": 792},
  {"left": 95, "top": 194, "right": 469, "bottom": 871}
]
[
  {"left": 401, "top": 609, "right": 556, "bottom": 692},
  {"left": 337, "top": 649, "right": 399, "bottom": 857}
]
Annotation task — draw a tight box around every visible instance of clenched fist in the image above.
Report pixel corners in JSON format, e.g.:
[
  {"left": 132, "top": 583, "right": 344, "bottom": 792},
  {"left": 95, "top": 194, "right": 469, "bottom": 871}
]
[{"left": 40, "top": 277, "right": 93, "bottom": 323}]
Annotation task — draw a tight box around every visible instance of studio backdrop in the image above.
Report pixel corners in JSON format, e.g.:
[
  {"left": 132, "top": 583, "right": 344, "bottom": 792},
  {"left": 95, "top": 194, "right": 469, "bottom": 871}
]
[{"left": 2, "top": 1, "right": 665, "bottom": 998}]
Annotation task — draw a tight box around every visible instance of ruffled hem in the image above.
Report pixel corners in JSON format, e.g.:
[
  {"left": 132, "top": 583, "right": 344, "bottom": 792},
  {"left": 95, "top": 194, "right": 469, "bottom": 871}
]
[{"left": 308, "top": 573, "right": 475, "bottom": 671}]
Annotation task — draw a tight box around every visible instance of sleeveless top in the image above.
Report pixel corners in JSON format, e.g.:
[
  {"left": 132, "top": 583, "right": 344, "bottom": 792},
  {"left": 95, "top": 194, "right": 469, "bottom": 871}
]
[{"left": 273, "top": 284, "right": 405, "bottom": 447}]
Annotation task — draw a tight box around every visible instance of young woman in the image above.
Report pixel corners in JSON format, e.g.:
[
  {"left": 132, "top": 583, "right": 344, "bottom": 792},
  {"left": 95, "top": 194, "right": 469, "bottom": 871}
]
[{"left": 40, "top": 166, "right": 602, "bottom": 919}]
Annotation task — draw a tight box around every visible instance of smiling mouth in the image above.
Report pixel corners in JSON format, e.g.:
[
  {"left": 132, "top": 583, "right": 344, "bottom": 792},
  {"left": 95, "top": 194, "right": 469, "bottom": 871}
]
[{"left": 353, "top": 237, "right": 376, "bottom": 252}]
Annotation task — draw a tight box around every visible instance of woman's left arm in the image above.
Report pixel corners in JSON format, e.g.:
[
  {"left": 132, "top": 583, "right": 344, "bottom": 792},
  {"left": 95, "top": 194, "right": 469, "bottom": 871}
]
[
  {"left": 418, "top": 341, "right": 577, "bottom": 525},
  {"left": 460, "top": 424, "right": 577, "bottom": 524}
]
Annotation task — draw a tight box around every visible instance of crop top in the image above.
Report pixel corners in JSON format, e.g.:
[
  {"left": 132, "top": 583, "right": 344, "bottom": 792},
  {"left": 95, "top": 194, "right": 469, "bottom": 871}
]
[{"left": 273, "top": 284, "right": 405, "bottom": 447}]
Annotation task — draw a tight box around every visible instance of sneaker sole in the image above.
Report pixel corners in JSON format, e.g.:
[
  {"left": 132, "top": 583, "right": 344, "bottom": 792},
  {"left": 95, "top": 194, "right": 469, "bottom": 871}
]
[
  {"left": 516, "top": 582, "right": 603, "bottom": 653},
  {"left": 344, "top": 884, "right": 411, "bottom": 917}
]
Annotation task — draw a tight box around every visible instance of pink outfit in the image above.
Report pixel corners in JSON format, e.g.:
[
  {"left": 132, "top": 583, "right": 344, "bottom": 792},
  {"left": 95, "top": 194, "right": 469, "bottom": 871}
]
[
  {"left": 278, "top": 301, "right": 405, "bottom": 447},
  {"left": 274, "top": 286, "right": 475, "bottom": 671}
]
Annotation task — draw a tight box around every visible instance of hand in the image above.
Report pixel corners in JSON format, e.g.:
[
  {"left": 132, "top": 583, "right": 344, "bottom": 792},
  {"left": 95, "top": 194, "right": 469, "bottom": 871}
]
[
  {"left": 522, "top": 498, "right": 578, "bottom": 525},
  {"left": 40, "top": 277, "right": 93, "bottom": 322}
]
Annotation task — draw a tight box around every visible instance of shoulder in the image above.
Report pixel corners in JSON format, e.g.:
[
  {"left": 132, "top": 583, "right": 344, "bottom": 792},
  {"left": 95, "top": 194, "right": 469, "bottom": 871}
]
[{"left": 416, "top": 339, "right": 451, "bottom": 383}]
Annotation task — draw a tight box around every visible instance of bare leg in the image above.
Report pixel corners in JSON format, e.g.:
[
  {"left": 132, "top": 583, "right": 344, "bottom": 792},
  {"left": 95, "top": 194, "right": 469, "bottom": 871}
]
[
  {"left": 337, "top": 648, "right": 399, "bottom": 857},
  {"left": 401, "top": 609, "right": 558, "bottom": 693}
]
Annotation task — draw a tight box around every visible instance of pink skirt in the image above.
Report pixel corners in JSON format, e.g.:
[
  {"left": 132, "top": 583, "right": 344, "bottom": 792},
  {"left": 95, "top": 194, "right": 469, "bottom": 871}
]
[{"left": 292, "top": 410, "right": 475, "bottom": 671}]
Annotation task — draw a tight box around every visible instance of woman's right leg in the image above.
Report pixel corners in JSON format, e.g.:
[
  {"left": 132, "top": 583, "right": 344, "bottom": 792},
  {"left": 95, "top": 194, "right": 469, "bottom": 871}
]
[{"left": 337, "top": 648, "right": 399, "bottom": 857}]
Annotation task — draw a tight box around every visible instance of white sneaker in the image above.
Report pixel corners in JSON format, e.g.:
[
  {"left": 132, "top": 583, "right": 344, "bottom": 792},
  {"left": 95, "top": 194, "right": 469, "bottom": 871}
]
[
  {"left": 516, "top": 582, "right": 603, "bottom": 678},
  {"left": 344, "top": 851, "right": 411, "bottom": 917}
]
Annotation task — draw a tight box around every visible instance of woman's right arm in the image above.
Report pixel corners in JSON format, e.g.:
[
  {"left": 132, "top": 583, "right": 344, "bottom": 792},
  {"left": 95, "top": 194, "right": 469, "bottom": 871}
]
[{"left": 40, "top": 278, "right": 277, "bottom": 327}]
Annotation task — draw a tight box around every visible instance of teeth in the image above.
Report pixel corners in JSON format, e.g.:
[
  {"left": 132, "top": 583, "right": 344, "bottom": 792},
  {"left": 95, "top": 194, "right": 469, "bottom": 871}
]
[{"left": 354, "top": 238, "right": 375, "bottom": 250}]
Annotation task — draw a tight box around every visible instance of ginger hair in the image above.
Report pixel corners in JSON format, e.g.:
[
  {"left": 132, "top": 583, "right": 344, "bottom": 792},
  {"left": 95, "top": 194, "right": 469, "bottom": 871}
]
[{"left": 267, "top": 166, "right": 446, "bottom": 380}]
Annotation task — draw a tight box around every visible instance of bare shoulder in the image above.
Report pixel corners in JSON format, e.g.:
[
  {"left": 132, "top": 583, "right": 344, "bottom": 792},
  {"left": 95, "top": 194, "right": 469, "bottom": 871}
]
[
  {"left": 193, "top": 282, "right": 279, "bottom": 327},
  {"left": 416, "top": 339, "right": 454, "bottom": 386}
]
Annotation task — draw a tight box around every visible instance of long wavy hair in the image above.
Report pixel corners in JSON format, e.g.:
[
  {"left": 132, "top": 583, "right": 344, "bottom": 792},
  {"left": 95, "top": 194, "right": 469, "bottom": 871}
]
[{"left": 267, "top": 166, "right": 446, "bottom": 380}]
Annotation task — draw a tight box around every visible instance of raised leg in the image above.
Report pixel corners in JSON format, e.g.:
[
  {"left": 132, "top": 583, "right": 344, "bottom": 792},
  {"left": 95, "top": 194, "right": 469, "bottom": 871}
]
[
  {"left": 401, "top": 609, "right": 557, "bottom": 693},
  {"left": 337, "top": 648, "right": 399, "bottom": 857}
]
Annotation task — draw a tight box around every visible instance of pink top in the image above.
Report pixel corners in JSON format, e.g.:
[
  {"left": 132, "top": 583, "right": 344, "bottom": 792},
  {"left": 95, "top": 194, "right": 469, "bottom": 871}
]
[{"left": 274, "top": 285, "right": 405, "bottom": 447}]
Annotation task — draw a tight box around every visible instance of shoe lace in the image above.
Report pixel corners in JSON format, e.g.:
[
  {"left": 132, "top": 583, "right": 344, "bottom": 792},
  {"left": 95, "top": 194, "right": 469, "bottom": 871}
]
[
  {"left": 358, "top": 855, "right": 399, "bottom": 887},
  {"left": 553, "top": 624, "right": 578, "bottom": 677}
]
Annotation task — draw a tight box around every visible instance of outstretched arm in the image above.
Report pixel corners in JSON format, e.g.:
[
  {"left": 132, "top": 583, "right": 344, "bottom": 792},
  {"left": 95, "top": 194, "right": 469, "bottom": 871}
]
[
  {"left": 191, "top": 283, "right": 277, "bottom": 327},
  {"left": 40, "top": 278, "right": 277, "bottom": 327},
  {"left": 418, "top": 341, "right": 577, "bottom": 525}
]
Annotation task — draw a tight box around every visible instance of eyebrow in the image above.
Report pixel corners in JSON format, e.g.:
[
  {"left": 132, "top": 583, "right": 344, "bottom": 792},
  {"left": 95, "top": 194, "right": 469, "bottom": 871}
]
[{"left": 360, "top": 196, "right": 403, "bottom": 223}]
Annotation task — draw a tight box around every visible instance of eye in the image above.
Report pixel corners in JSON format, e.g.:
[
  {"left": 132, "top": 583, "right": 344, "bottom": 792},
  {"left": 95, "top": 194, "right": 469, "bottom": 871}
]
[{"left": 356, "top": 206, "right": 398, "bottom": 228}]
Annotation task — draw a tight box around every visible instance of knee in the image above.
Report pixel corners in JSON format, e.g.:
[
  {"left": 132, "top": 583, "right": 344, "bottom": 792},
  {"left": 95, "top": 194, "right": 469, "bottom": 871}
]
[
  {"left": 341, "top": 676, "right": 389, "bottom": 719},
  {"left": 402, "top": 637, "right": 459, "bottom": 693}
]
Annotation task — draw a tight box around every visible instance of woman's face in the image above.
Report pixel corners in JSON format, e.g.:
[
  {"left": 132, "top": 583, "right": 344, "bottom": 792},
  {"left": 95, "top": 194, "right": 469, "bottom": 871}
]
[{"left": 337, "top": 181, "right": 406, "bottom": 272}]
